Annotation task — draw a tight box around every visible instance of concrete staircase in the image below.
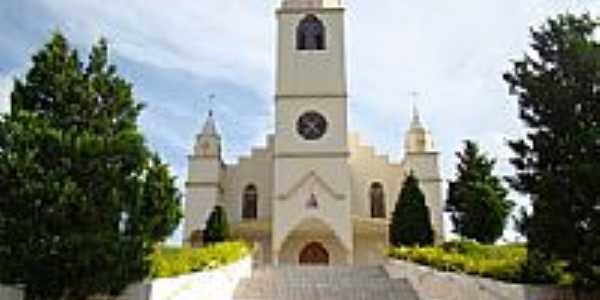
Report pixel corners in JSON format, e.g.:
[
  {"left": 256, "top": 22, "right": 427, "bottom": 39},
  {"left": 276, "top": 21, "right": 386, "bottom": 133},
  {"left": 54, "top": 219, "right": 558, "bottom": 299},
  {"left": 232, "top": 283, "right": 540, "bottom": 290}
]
[{"left": 233, "top": 266, "right": 419, "bottom": 300}]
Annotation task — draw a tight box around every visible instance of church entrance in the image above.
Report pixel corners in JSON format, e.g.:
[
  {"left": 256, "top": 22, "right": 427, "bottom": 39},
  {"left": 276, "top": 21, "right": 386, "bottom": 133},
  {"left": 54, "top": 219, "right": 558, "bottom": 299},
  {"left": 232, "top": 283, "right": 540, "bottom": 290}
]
[{"left": 299, "top": 242, "right": 329, "bottom": 265}]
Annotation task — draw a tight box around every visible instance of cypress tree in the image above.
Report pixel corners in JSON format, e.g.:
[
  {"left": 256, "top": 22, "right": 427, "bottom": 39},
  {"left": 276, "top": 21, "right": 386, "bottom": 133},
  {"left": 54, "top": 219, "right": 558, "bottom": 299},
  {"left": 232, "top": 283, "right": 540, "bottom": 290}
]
[
  {"left": 504, "top": 13, "right": 600, "bottom": 288},
  {"left": 203, "top": 206, "right": 229, "bottom": 244},
  {"left": 390, "top": 172, "right": 434, "bottom": 247},
  {"left": 446, "top": 140, "right": 513, "bottom": 244},
  {"left": 0, "top": 32, "right": 181, "bottom": 300}
]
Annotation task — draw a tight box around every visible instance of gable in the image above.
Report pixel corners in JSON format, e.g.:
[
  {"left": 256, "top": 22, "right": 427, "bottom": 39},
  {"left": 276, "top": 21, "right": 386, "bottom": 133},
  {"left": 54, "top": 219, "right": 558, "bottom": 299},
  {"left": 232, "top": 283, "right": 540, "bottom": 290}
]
[{"left": 277, "top": 170, "right": 345, "bottom": 201}]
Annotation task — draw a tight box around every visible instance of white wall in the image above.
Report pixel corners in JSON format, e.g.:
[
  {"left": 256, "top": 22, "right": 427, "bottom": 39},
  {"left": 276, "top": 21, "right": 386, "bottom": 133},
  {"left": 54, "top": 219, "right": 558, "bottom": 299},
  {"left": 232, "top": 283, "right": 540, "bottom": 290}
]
[
  {"left": 0, "top": 256, "right": 252, "bottom": 300},
  {"left": 0, "top": 283, "right": 149, "bottom": 300},
  {"left": 348, "top": 133, "right": 405, "bottom": 218},
  {"left": 184, "top": 185, "right": 219, "bottom": 242},
  {"left": 149, "top": 255, "right": 252, "bottom": 300},
  {"left": 223, "top": 138, "right": 275, "bottom": 224},
  {"left": 0, "top": 285, "right": 22, "bottom": 300},
  {"left": 385, "top": 259, "right": 600, "bottom": 300}
]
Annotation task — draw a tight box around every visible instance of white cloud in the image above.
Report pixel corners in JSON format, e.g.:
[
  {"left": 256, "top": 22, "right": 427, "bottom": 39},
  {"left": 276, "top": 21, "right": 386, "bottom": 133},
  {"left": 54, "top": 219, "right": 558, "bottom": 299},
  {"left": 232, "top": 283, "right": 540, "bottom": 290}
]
[
  {"left": 0, "top": 76, "right": 12, "bottom": 114},
  {"left": 40, "top": 0, "right": 276, "bottom": 97}
]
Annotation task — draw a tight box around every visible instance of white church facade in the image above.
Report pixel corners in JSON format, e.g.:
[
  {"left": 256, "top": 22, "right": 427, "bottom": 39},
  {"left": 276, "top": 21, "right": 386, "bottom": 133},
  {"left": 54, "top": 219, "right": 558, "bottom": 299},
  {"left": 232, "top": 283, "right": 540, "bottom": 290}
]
[{"left": 184, "top": 0, "right": 444, "bottom": 266}]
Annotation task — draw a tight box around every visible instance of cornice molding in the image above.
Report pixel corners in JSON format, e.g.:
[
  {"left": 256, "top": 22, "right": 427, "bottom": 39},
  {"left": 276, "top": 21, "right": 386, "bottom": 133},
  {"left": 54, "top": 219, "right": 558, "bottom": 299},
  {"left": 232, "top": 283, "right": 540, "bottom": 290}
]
[
  {"left": 276, "top": 7, "right": 345, "bottom": 15},
  {"left": 275, "top": 94, "right": 347, "bottom": 100},
  {"left": 275, "top": 151, "right": 350, "bottom": 159},
  {"left": 404, "top": 151, "right": 440, "bottom": 156},
  {"left": 185, "top": 182, "right": 220, "bottom": 188}
]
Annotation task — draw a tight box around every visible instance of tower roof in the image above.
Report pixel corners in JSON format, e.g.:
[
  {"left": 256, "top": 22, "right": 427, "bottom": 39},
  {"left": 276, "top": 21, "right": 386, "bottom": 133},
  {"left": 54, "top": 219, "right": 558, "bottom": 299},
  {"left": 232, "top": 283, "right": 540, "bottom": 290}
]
[
  {"left": 410, "top": 105, "right": 424, "bottom": 130},
  {"left": 405, "top": 105, "right": 434, "bottom": 153},
  {"left": 282, "top": 0, "right": 342, "bottom": 8},
  {"left": 200, "top": 110, "right": 220, "bottom": 137}
]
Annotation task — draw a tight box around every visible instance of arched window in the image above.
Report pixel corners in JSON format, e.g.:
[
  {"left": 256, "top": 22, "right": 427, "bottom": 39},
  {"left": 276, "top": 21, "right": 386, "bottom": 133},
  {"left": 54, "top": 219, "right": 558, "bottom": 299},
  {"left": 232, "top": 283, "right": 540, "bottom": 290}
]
[
  {"left": 242, "top": 184, "right": 258, "bottom": 220},
  {"left": 370, "top": 182, "right": 386, "bottom": 218},
  {"left": 297, "top": 14, "right": 326, "bottom": 50}
]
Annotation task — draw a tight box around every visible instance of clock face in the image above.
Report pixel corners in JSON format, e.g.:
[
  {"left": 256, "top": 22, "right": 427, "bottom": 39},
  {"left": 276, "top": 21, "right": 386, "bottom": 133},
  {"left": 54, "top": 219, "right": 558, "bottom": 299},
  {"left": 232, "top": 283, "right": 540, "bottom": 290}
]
[{"left": 297, "top": 111, "right": 328, "bottom": 140}]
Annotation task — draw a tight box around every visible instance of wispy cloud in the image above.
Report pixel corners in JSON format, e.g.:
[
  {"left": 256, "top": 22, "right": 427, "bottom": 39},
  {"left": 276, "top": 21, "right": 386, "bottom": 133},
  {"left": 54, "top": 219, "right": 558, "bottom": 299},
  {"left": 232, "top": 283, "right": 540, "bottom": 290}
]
[{"left": 39, "top": 0, "right": 275, "bottom": 95}]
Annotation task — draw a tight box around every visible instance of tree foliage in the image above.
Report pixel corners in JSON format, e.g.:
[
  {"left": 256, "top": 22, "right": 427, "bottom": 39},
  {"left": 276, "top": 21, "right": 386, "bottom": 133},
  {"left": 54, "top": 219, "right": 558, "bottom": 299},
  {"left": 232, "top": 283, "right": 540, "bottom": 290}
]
[
  {"left": 389, "top": 173, "right": 434, "bottom": 247},
  {"left": 0, "top": 33, "right": 182, "bottom": 300},
  {"left": 203, "top": 206, "right": 229, "bottom": 244},
  {"left": 446, "top": 140, "right": 513, "bottom": 244},
  {"left": 504, "top": 13, "right": 600, "bottom": 288}
]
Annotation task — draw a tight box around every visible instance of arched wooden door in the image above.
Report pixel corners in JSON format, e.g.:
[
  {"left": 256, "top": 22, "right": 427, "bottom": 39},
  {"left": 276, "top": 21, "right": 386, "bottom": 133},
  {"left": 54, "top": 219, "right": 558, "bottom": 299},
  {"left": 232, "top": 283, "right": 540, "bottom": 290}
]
[{"left": 299, "top": 242, "right": 329, "bottom": 265}]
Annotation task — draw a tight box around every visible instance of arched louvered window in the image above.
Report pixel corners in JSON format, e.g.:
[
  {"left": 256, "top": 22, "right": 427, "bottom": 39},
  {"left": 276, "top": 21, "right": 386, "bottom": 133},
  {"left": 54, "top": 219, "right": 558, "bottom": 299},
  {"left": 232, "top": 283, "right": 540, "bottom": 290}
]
[
  {"left": 242, "top": 184, "right": 258, "bottom": 220},
  {"left": 297, "top": 14, "right": 326, "bottom": 50},
  {"left": 370, "top": 182, "right": 386, "bottom": 218}
]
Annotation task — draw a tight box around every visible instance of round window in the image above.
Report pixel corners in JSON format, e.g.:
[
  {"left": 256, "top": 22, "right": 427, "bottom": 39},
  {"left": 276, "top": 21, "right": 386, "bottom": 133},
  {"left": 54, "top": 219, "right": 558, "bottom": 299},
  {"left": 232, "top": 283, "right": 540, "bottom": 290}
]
[{"left": 296, "top": 111, "right": 328, "bottom": 140}]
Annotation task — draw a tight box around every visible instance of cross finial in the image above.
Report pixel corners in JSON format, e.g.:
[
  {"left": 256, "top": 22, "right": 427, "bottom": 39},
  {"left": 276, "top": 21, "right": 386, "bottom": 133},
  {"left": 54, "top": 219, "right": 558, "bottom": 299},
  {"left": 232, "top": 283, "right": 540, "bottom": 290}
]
[
  {"left": 207, "top": 94, "right": 216, "bottom": 117},
  {"left": 410, "top": 91, "right": 420, "bottom": 106}
]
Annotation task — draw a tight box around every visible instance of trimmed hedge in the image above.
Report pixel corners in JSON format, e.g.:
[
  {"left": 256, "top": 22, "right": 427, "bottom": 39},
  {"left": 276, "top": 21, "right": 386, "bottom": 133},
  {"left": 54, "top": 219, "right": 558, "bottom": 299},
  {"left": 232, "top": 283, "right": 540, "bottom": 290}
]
[
  {"left": 150, "top": 241, "right": 250, "bottom": 278},
  {"left": 387, "top": 241, "right": 573, "bottom": 285}
]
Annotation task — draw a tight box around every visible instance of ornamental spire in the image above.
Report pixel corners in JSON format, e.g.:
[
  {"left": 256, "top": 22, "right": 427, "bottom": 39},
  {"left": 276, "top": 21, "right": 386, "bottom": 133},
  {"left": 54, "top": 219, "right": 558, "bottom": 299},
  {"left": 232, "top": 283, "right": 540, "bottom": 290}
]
[
  {"left": 405, "top": 103, "right": 434, "bottom": 153},
  {"left": 200, "top": 94, "right": 219, "bottom": 137},
  {"left": 409, "top": 92, "right": 424, "bottom": 129},
  {"left": 200, "top": 111, "right": 219, "bottom": 137},
  {"left": 411, "top": 104, "right": 423, "bottom": 129}
]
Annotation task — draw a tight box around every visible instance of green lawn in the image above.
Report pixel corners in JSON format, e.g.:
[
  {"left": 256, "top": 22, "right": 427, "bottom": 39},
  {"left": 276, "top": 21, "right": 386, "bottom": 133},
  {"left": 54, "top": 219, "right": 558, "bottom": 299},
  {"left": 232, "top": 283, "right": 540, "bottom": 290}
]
[
  {"left": 150, "top": 241, "right": 250, "bottom": 278},
  {"left": 387, "top": 241, "right": 573, "bottom": 285}
]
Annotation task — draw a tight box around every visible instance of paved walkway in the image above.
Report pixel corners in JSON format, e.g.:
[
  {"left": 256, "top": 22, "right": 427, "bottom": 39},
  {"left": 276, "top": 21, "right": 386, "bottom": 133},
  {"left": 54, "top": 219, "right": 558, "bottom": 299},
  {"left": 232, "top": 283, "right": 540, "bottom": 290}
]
[{"left": 233, "top": 265, "right": 419, "bottom": 300}]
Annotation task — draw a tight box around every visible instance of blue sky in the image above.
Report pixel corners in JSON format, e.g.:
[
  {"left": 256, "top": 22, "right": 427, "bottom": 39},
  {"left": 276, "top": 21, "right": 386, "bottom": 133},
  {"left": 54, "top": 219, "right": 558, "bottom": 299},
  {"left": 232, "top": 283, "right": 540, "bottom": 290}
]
[{"left": 1, "top": 0, "right": 598, "bottom": 243}]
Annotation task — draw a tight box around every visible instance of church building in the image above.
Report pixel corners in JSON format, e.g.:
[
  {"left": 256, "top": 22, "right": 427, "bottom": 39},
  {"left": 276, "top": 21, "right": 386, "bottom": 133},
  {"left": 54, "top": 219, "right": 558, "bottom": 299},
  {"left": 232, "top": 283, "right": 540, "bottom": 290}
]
[{"left": 184, "top": 0, "right": 444, "bottom": 266}]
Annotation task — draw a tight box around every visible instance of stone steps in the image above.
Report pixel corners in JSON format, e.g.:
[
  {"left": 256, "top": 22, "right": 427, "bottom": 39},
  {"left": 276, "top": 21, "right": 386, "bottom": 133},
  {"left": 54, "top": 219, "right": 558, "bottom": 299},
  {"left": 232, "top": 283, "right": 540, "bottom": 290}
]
[{"left": 233, "top": 266, "right": 419, "bottom": 300}]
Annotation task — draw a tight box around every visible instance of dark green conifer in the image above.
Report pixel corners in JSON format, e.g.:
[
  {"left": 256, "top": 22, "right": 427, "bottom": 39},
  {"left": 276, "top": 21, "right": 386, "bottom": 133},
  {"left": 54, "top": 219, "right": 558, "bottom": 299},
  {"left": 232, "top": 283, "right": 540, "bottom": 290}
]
[
  {"left": 0, "top": 32, "right": 181, "bottom": 300},
  {"left": 390, "top": 173, "right": 434, "bottom": 247},
  {"left": 504, "top": 13, "right": 600, "bottom": 288},
  {"left": 446, "top": 140, "right": 513, "bottom": 244}
]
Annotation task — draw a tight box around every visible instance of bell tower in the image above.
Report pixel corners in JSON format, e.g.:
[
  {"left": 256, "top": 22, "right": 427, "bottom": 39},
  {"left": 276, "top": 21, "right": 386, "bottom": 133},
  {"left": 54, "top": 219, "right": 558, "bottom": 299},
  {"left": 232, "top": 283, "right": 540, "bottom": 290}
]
[
  {"left": 272, "top": 0, "right": 353, "bottom": 265},
  {"left": 274, "top": 0, "right": 347, "bottom": 155},
  {"left": 277, "top": 0, "right": 346, "bottom": 98}
]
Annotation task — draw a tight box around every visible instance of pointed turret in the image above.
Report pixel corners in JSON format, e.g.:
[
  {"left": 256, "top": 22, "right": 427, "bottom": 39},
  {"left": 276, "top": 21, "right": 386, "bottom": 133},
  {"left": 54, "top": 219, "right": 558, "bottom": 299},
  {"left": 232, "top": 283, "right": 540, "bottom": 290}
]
[
  {"left": 201, "top": 110, "right": 220, "bottom": 137},
  {"left": 194, "top": 110, "right": 221, "bottom": 158},
  {"left": 405, "top": 106, "right": 434, "bottom": 153},
  {"left": 410, "top": 104, "right": 423, "bottom": 129},
  {"left": 185, "top": 110, "right": 225, "bottom": 247}
]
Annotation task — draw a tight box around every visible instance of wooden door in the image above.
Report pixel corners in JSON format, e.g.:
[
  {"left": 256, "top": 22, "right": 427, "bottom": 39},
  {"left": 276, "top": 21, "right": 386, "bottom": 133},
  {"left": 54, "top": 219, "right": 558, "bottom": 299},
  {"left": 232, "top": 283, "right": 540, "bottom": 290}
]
[{"left": 299, "top": 242, "right": 329, "bottom": 265}]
